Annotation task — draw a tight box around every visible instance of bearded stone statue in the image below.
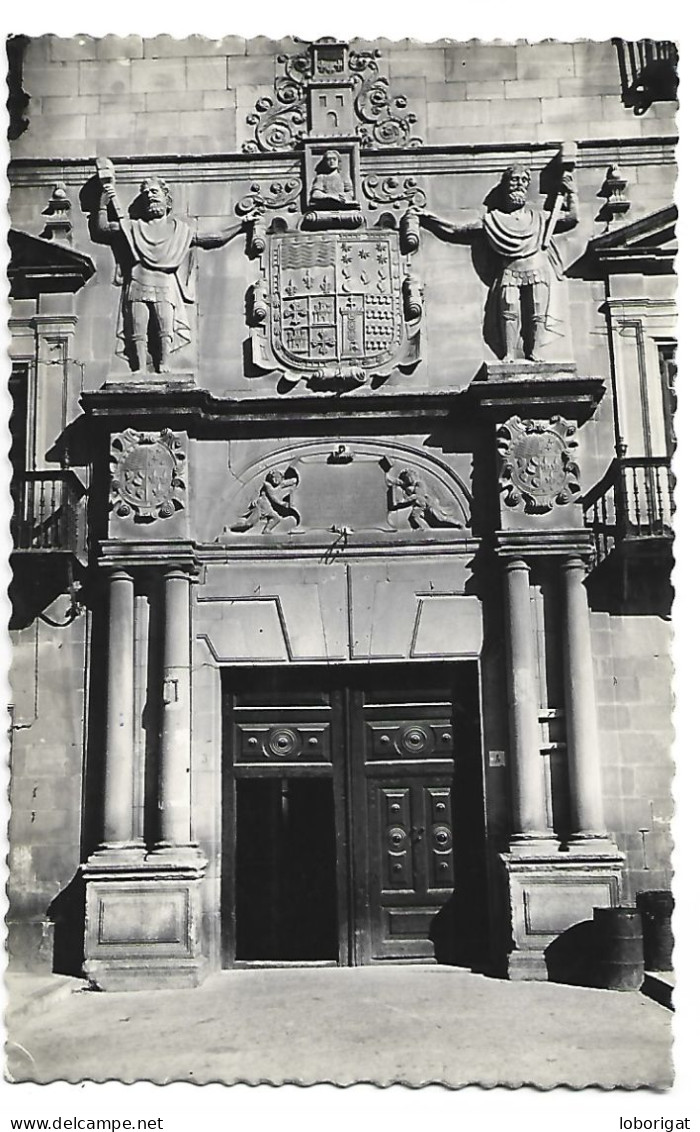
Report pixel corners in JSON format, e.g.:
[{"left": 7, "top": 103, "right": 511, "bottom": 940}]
[
  {"left": 90, "top": 166, "right": 246, "bottom": 374},
  {"left": 420, "top": 163, "right": 578, "bottom": 362}
]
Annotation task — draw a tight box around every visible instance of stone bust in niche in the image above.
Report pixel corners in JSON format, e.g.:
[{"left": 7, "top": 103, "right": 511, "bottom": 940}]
[
  {"left": 420, "top": 162, "right": 578, "bottom": 363},
  {"left": 309, "top": 150, "right": 354, "bottom": 208}
]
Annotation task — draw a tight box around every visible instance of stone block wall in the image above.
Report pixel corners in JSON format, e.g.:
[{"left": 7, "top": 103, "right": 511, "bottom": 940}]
[
  {"left": 12, "top": 37, "right": 677, "bottom": 159},
  {"left": 592, "top": 611, "right": 674, "bottom": 901},
  {"left": 8, "top": 611, "right": 88, "bottom": 971}
]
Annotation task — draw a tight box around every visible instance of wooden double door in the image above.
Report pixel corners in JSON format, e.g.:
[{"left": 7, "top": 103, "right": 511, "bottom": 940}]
[{"left": 222, "top": 663, "right": 484, "bottom": 966}]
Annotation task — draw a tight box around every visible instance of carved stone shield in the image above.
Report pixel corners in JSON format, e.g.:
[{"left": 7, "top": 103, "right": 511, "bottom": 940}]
[
  {"left": 266, "top": 230, "right": 406, "bottom": 377},
  {"left": 497, "top": 416, "right": 580, "bottom": 514},
  {"left": 110, "top": 428, "right": 187, "bottom": 521}
]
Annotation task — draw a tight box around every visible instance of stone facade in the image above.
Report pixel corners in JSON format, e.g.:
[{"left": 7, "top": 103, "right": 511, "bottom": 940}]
[{"left": 8, "top": 36, "right": 677, "bottom": 987}]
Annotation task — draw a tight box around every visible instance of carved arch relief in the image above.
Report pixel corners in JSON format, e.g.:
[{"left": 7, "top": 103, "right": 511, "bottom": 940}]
[{"left": 213, "top": 440, "right": 472, "bottom": 541}]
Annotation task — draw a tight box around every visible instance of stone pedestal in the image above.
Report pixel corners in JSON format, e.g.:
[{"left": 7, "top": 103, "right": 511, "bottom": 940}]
[
  {"left": 83, "top": 856, "right": 207, "bottom": 991},
  {"left": 102, "top": 371, "right": 196, "bottom": 391},
  {"left": 469, "top": 360, "right": 604, "bottom": 425},
  {"left": 501, "top": 848, "right": 624, "bottom": 980}
]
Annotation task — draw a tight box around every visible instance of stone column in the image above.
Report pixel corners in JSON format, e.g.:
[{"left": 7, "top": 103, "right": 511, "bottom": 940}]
[
  {"left": 155, "top": 568, "right": 194, "bottom": 851},
  {"left": 101, "top": 568, "right": 142, "bottom": 852},
  {"left": 561, "top": 556, "right": 607, "bottom": 839},
  {"left": 503, "top": 558, "right": 550, "bottom": 842}
]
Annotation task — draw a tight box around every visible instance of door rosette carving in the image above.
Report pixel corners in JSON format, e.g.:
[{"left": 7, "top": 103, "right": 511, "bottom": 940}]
[
  {"left": 110, "top": 428, "right": 186, "bottom": 521},
  {"left": 496, "top": 415, "right": 580, "bottom": 514}
]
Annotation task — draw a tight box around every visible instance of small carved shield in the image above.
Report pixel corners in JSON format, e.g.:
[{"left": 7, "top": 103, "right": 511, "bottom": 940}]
[
  {"left": 497, "top": 416, "right": 580, "bottom": 514},
  {"left": 110, "top": 429, "right": 187, "bottom": 521}
]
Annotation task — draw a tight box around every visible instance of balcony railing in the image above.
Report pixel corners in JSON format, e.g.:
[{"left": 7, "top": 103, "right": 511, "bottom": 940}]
[
  {"left": 582, "top": 456, "right": 674, "bottom": 568},
  {"left": 11, "top": 471, "right": 87, "bottom": 559},
  {"left": 613, "top": 39, "right": 679, "bottom": 114}
]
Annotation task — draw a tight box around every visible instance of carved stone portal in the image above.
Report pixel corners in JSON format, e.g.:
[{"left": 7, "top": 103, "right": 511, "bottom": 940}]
[
  {"left": 110, "top": 429, "right": 187, "bottom": 522},
  {"left": 497, "top": 416, "right": 580, "bottom": 514}
]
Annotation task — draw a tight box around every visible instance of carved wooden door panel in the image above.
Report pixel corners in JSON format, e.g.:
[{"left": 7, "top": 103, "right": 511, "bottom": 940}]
[
  {"left": 348, "top": 671, "right": 457, "bottom": 964},
  {"left": 223, "top": 670, "right": 348, "bottom": 966},
  {"left": 224, "top": 664, "right": 474, "bottom": 967}
]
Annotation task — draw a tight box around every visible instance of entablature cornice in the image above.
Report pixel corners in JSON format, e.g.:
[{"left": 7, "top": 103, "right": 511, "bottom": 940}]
[
  {"left": 9, "top": 136, "right": 677, "bottom": 189},
  {"left": 98, "top": 539, "right": 201, "bottom": 574},
  {"left": 197, "top": 533, "right": 481, "bottom": 566},
  {"left": 80, "top": 386, "right": 471, "bottom": 433},
  {"left": 493, "top": 529, "right": 593, "bottom": 561}
]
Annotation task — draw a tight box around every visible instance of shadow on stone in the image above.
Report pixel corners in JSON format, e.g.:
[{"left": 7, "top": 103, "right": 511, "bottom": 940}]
[
  {"left": 545, "top": 919, "right": 602, "bottom": 987},
  {"left": 48, "top": 871, "right": 86, "bottom": 978}
]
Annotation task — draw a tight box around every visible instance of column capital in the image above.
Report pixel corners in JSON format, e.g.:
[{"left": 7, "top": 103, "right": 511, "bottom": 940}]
[
  {"left": 561, "top": 554, "right": 588, "bottom": 573},
  {"left": 502, "top": 555, "right": 530, "bottom": 573}
]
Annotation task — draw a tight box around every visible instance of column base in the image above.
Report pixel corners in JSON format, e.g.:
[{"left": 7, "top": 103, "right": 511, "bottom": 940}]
[
  {"left": 501, "top": 846, "right": 625, "bottom": 982},
  {"left": 82, "top": 855, "right": 207, "bottom": 992},
  {"left": 508, "top": 834, "right": 560, "bottom": 855}
]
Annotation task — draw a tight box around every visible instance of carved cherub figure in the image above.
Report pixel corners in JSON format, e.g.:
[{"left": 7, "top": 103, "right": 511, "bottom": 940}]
[
  {"left": 420, "top": 163, "right": 578, "bottom": 362},
  {"left": 386, "top": 465, "right": 460, "bottom": 530},
  {"left": 90, "top": 163, "right": 247, "bottom": 373},
  {"left": 225, "top": 468, "right": 301, "bottom": 534}
]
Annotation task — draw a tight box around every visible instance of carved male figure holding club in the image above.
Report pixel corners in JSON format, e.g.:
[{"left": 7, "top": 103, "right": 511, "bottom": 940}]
[
  {"left": 90, "top": 159, "right": 248, "bottom": 374},
  {"left": 420, "top": 150, "right": 578, "bottom": 362}
]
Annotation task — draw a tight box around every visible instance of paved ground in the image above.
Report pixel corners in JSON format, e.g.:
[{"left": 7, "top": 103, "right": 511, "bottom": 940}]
[{"left": 5, "top": 966, "right": 672, "bottom": 1089}]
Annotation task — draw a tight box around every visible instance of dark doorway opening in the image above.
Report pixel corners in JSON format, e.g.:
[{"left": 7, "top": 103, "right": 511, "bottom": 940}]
[{"left": 234, "top": 778, "right": 337, "bottom": 961}]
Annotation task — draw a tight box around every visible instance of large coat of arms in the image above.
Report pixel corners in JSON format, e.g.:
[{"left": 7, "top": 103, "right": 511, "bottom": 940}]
[{"left": 252, "top": 229, "right": 420, "bottom": 388}]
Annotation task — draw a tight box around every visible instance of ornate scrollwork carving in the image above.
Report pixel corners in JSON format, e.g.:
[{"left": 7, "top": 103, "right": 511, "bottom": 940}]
[
  {"left": 242, "top": 44, "right": 422, "bottom": 153},
  {"left": 242, "top": 52, "right": 310, "bottom": 154},
  {"left": 235, "top": 178, "right": 303, "bottom": 218},
  {"left": 497, "top": 415, "right": 580, "bottom": 515},
  {"left": 349, "top": 51, "right": 423, "bottom": 149},
  {"left": 110, "top": 428, "right": 186, "bottom": 522},
  {"left": 362, "top": 176, "right": 427, "bottom": 213}
]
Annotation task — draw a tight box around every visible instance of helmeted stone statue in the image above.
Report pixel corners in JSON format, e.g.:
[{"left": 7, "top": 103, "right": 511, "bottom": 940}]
[
  {"left": 420, "top": 164, "right": 578, "bottom": 362},
  {"left": 90, "top": 164, "right": 246, "bottom": 373}
]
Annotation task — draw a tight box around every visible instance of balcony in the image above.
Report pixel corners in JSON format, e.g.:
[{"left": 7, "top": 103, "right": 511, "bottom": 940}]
[
  {"left": 11, "top": 470, "right": 87, "bottom": 562},
  {"left": 583, "top": 456, "right": 674, "bottom": 569},
  {"left": 613, "top": 39, "right": 679, "bottom": 115}
]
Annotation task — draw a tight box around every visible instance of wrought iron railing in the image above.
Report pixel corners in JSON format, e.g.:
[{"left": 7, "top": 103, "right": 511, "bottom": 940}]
[
  {"left": 582, "top": 456, "right": 674, "bottom": 568},
  {"left": 613, "top": 39, "right": 679, "bottom": 114},
  {"left": 11, "top": 471, "right": 86, "bottom": 557}
]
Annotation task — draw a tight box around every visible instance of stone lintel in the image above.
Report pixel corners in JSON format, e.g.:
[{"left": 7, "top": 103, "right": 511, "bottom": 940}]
[
  {"left": 494, "top": 529, "right": 593, "bottom": 560},
  {"left": 80, "top": 386, "right": 468, "bottom": 429},
  {"left": 470, "top": 362, "right": 604, "bottom": 425}
]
